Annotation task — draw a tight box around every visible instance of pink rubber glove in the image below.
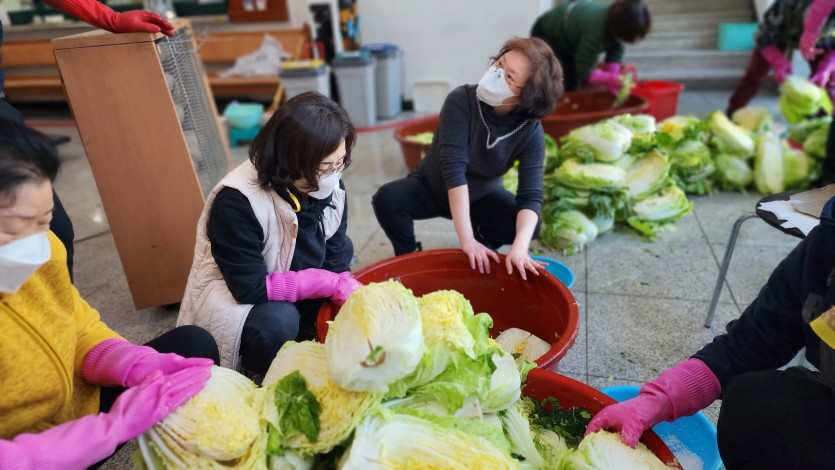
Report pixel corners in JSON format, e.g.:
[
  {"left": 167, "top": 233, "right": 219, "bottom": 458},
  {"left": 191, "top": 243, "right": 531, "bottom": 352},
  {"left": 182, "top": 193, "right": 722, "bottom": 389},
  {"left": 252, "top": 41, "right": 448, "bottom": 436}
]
[
  {"left": 0, "top": 367, "right": 209, "bottom": 470},
  {"left": 585, "top": 359, "right": 720, "bottom": 448},
  {"left": 811, "top": 50, "right": 835, "bottom": 87},
  {"left": 761, "top": 46, "right": 792, "bottom": 83},
  {"left": 82, "top": 338, "right": 215, "bottom": 388},
  {"left": 44, "top": 0, "right": 174, "bottom": 36},
  {"left": 800, "top": 0, "right": 835, "bottom": 60},
  {"left": 266, "top": 268, "right": 363, "bottom": 306},
  {"left": 588, "top": 62, "right": 623, "bottom": 96}
]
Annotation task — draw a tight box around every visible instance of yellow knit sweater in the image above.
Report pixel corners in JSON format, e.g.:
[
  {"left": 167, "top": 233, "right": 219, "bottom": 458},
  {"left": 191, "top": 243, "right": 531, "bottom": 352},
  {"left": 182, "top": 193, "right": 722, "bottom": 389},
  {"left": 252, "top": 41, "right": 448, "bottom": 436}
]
[{"left": 0, "top": 232, "right": 121, "bottom": 439}]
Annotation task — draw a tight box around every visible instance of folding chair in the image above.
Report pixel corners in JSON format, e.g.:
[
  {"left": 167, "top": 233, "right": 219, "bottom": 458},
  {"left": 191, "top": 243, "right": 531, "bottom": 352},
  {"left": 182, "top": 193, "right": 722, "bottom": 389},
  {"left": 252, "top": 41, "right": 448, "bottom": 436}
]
[{"left": 705, "top": 192, "right": 806, "bottom": 327}]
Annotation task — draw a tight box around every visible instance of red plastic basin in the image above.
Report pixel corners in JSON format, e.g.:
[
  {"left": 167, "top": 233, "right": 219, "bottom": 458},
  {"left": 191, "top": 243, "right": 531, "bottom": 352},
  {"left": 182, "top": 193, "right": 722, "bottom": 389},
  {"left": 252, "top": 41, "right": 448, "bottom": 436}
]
[
  {"left": 317, "top": 249, "right": 580, "bottom": 372},
  {"left": 541, "top": 90, "right": 649, "bottom": 140},
  {"left": 394, "top": 114, "right": 440, "bottom": 172},
  {"left": 524, "top": 369, "right": 683, "bottom": 468}
]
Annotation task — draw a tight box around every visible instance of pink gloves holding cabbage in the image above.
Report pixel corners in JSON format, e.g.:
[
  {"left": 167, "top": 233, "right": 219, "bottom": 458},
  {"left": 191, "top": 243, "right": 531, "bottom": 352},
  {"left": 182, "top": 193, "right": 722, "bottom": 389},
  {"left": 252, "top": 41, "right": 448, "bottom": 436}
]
[
  {"left": 586, "top": 358, "right": 721, "bottom": 447},
  {"left": 0, "top": 340, "right": 213, "bottom": 469},
  {"left": 801, "top": 0, "right": 835, "bottom": 87},
  {"left": 588, "top": 62, "right": 624, "bottom": 96}
]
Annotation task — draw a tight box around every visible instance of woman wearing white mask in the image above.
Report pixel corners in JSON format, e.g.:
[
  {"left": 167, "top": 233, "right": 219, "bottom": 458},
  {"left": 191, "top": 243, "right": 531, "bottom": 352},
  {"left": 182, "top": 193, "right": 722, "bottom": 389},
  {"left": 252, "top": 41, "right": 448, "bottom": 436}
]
[
  {"left": 0, "top": 119, "right": 217, "bottom": 469},
  {"left": 178, "top": 92, "right": 361, "bottom": 382},
  {"left": 373, "top": 37, "right": 563, "bottom": 279}
]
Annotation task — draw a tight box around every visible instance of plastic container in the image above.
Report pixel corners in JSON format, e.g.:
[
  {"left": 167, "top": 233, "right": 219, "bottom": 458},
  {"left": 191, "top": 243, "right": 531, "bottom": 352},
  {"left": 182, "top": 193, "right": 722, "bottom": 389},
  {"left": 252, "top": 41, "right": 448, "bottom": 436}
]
[
  {"left": 540, "top": 90, "right": 649, "bottom": 140},
  {"left": 280, "top": 64, "right": 331, "bottom": 99},
  {"left": 529, "top": 255, "right": 575, "bottom": 289},
  {"left": 718, "top": 22, "right": 758, "bottom": 51},
  {"left": 223, "top": 102, "right": 264, "bottom": 130},
  {"left": 332, "top": 52, "right": 377, "bottom": 128},
  {"left": 632, "top": 80, "right": 685, "bottom": 121},
  {"left": 526, "top": 371, "right": 683, "bottom": 468},
  {"left": 604, "top": 385, "right": 722, "bottom": 470},
  {"left": 317, "top": 249, "right": 580, "bottom": 372},
  {"left": 394, "top": 114, "right": 440, "bottom": 171},
  {"left": 362, "top": 43, "right": 403, "bottom": 119}
]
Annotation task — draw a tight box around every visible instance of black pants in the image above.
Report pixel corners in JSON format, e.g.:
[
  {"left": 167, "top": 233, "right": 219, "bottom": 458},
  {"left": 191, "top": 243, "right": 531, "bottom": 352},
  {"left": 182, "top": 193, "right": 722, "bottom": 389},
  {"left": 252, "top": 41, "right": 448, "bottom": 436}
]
[
  {"left": 1, "top": 98, "right": 75, "bottom": 278},
  {"left": 91, "top": 325, "right": 219, "bottom": 469},
  {"left": 371, "top": 175, "right": 536, "bottom": 256},
  {"left": 239, "top": 299, "right": 323, "bottom": 381},
  {"left": 717, "top": 367, "right": 835, "bottom": 470}
]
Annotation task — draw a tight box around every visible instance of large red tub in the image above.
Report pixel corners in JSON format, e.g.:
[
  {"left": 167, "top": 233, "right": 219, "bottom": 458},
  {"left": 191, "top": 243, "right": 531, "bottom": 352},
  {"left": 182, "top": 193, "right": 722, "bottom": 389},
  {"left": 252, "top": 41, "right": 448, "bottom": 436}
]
[
  {"left": 317, "top": 249, "right": 580, "bottom": 372},
  {"left": 525, "top": 369, "right": 683, "bottom": 468},
  {"left": 394, "top": 91, "right": 648, "bottom": 171},
  {"left": 541, "top": 90, "right": 649, "bottom": 140}
]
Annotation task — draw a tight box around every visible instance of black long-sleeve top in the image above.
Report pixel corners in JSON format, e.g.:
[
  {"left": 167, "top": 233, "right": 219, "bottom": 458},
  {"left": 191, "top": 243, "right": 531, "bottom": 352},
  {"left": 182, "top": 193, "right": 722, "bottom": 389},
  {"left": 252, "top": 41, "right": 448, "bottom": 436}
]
[
  {"left": 206, "top": 182, "right": 352, "bottom": 305},
  {"left": 693, "top": 197, "right": 835, "bottom": 389},
  {"left": 415, "top": 85, "right": 545, "bottom": 216}
]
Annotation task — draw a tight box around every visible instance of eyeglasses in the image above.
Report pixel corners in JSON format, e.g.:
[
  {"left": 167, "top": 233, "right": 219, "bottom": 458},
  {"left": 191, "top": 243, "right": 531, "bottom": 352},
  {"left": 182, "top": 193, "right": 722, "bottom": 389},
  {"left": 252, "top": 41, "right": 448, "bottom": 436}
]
[
  {"left": 317, "top": 157, "right": 348, "bottom": 177},
  {"left": 487, "top": 58, "right": 523, "bottom": 92}
]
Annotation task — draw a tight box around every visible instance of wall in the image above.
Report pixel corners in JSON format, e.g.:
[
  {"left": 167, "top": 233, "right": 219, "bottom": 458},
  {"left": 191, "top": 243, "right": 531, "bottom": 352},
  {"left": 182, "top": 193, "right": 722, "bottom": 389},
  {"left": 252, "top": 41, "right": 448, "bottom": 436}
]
[{"left": 357, "top": 0, "right": 552, "bottom": 109}]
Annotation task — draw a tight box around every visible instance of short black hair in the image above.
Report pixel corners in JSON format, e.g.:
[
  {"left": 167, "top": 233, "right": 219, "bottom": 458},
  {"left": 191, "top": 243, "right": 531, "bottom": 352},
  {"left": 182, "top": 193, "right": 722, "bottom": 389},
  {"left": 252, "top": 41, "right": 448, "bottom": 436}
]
[
  {"left": 0, "top": 118, "right": 60, "bottom": 207},
  {"left": 249, "top": 91, "right": 355, "bottom": 196},
  {"left": 607, "top": 0, "right": 652, "bottom": 43},
  {"left": 492, "top": 37, "right": 564, "bottom": 119}
]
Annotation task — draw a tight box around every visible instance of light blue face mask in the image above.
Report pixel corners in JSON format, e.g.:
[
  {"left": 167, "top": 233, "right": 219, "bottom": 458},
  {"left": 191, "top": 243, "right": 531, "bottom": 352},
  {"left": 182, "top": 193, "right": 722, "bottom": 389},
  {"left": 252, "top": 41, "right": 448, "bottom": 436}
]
[{"left": 476, "top": 66, "right": 517, "bottom": 107}]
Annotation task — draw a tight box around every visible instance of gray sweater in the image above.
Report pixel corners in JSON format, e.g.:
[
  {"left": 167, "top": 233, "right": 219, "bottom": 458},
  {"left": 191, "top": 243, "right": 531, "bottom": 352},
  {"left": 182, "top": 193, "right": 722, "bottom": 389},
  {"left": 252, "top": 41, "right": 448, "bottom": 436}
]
[{"left": 415, "top": 85, "right": 544, "bottom": 216}]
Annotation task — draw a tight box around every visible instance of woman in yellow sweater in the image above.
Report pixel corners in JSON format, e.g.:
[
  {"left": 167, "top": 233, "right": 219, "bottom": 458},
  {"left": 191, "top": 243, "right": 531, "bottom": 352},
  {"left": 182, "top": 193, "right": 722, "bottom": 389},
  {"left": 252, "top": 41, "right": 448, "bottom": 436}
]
[{"left": 0, "top": 119, "right": 218, "bottom": 469}]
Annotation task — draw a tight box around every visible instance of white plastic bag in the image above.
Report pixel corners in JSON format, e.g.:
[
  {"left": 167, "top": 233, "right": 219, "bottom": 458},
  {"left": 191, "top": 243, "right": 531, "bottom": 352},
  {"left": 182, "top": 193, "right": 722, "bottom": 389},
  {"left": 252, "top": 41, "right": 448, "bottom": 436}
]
[{"left": 218, "top": 34, "right": 290, "bottom": 78}]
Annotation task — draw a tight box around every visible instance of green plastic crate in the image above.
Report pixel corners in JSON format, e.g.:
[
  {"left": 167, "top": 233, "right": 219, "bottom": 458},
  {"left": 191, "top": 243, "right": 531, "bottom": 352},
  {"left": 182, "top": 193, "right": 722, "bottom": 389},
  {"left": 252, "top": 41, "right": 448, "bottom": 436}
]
[{"left": 718, "top": 22, "right": 758, "bottom": 51}]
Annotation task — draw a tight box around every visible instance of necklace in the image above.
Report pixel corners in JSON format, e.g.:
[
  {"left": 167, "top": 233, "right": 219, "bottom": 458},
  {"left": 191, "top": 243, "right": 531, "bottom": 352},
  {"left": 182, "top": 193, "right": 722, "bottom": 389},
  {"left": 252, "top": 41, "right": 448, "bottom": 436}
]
[{"left": 476, "top": 99, "right": 528, "bottom": 149}]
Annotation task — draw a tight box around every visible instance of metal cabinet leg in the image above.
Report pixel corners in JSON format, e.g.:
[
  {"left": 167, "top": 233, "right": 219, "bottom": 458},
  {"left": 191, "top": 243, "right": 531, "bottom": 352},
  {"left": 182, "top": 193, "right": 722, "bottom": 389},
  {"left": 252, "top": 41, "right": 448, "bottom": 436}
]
[{"left": 705, "top": 212, "right": 758, "bottom": 328}]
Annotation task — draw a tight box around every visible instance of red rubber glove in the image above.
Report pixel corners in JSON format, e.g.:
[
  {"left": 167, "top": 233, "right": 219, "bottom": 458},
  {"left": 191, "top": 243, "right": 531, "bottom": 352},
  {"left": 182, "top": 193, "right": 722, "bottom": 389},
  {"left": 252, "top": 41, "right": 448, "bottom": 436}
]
[
  {"left": 44, "top": 0, "right": 174, "bottom": 36},
  {"left": 587, "top": 62, "right": 623, "bottom": 96},
  {"left": 81, "top": 338, "right": 214, "bottom": 388},
  {"left": 800, "top": 0, "right": 835, "bottom": 60},
  {"left": 585, "top": 359, "right": 720, "bottom": 448},
  {"left": 811, "top": 50, "right": 835, "bottom": 88},
  {"left": 761, "top": 46, "right": 792, "bottom": 83},
  {"left": 266, "top": 268, "right": 363, "bottom": 306},
  {"left": 0, "top": 367, "right": 209, "bottom": 470}
]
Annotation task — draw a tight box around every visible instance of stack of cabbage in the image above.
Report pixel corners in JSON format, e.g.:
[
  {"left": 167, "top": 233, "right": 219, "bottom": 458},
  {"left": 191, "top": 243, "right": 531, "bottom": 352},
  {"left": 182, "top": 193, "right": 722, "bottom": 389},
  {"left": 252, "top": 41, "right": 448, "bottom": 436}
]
[
  {"left": 134, "top": 281, "right": 671, "bottom": 469},
  {"left": 538, "top": 113, "right": 695, "bottom": 252},
  {"left": 526, "top": 76, "right": 832, "bottom": 254}
]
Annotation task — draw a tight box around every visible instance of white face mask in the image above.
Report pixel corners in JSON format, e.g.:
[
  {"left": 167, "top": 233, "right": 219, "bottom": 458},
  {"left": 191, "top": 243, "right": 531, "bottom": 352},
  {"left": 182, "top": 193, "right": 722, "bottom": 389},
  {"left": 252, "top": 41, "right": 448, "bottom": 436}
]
[
  {"left": 304, "top": 172, "right": 341, "bottom": 200},
  {"left": 0, "top": 231, "right": 51, "bottom": 294},
  {"left": 476, "top": 66, "right": 518, "bottom": 107}
]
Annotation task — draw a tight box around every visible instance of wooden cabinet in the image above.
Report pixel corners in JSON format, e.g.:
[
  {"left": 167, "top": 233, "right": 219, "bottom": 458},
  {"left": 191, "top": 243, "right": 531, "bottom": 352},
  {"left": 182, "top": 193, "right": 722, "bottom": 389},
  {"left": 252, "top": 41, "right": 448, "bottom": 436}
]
[{"left": 53, "top": 20, "right": 231, "bottom": 309}]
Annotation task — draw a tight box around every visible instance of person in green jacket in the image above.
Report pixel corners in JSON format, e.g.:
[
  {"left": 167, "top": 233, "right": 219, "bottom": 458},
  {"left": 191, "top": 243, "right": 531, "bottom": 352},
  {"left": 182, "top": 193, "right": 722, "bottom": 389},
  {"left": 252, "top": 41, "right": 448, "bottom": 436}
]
[{"left": 531, "top": 0, "right": 651, "bottom": 94}]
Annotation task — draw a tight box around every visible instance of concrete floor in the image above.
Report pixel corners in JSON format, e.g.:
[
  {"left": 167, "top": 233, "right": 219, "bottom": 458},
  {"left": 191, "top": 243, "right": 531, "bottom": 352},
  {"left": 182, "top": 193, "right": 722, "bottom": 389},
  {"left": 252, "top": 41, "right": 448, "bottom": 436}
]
[{"left": 25, "top": 89, "right": 797, "bottom": 469}]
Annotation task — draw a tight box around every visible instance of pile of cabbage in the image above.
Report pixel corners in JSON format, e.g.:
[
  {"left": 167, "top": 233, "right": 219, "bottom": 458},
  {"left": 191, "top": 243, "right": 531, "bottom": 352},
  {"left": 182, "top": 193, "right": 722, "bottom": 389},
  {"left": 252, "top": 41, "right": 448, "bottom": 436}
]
[
  {"left": 133, "top": 281, "right": 672, "bottom": 469},
  {"left": 530, "top": 114, "right": 698, "bottom": 252},
  {"left": 502, "top": 76, "right": 832, "bottom": 254}
]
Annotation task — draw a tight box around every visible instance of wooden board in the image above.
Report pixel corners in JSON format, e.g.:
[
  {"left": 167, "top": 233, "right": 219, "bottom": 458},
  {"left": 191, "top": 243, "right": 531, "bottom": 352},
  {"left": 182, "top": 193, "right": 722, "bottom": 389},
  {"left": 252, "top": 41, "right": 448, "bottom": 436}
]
[{"left": 54, "top": 38, "right": 206, "bottom": 308}]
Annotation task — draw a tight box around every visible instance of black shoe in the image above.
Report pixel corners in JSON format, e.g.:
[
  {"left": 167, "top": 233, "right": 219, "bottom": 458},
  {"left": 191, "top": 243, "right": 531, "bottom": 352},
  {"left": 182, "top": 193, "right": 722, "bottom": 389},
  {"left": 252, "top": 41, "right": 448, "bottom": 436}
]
[{"left": 415, "top": 241, "right": 423, "bottom": 252}]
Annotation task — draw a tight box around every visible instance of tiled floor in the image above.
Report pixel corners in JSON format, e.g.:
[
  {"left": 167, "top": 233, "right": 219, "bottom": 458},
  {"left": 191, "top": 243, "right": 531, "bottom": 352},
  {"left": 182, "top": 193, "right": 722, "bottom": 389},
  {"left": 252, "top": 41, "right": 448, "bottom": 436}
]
[{"left": 25, "top": 89, "right": 798, "bottom": 469}]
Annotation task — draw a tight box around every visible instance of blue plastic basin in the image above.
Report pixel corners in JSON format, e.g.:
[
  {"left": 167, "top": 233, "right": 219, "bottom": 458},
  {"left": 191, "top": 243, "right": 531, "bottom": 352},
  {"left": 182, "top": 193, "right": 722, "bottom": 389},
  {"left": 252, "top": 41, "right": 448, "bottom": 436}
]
[
  {"left": 530, "top": 255, "right": 575, "bottom": 289},
  {"left": 224, "top": 103, "right": 264, "bottom": 130},
  {"left": 603, "top": 385, "right": 723, "bottom": 470}
]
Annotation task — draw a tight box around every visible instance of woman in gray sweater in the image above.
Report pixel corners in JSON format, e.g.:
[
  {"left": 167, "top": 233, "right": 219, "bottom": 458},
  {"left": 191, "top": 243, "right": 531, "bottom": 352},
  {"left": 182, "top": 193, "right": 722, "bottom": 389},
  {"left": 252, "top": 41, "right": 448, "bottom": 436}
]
[{"left": 372, "top": 37, "right": 563, "bottom": 279}]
